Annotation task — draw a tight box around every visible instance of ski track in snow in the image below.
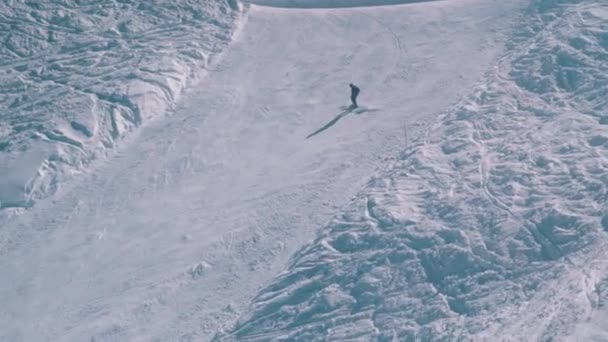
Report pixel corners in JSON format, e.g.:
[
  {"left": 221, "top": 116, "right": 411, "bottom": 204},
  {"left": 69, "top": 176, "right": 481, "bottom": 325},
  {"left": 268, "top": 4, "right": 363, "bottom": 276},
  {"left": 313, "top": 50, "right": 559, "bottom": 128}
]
[
  {"left": 0, "top": 0, "right": 527, "bottom": 341},
  {"left": 0, "top": 0, "right": 241, "bottom": 210},
  {"left": 218, "top": 1, "right": 608, "bottom": 341}
]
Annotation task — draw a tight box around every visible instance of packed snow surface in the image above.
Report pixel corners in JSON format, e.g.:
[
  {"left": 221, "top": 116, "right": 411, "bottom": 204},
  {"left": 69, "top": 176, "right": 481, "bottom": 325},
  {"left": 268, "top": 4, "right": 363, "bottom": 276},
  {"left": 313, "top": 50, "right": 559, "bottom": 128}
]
[
  {"left": 2, "top": 0, "right": 608, "bottom": 341},
  {"left": 218, "top": 0, "right": 608, "bottom": 341}
]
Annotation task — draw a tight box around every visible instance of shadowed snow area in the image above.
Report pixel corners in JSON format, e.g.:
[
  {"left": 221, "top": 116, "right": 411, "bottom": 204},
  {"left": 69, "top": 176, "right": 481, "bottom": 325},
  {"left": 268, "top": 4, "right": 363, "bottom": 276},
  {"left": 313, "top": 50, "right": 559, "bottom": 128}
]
[
  {"left": 217, "top": 0, "right": 608, "bottom": 341},
  {"left": 245, "top": 0, "right": 439, "bottom": 9},
  {"left": 0, "top": 0, "right": 240, "bottom": 209},
  {"left": 0, "top": 0, "right": 526, "bottom": 341}
]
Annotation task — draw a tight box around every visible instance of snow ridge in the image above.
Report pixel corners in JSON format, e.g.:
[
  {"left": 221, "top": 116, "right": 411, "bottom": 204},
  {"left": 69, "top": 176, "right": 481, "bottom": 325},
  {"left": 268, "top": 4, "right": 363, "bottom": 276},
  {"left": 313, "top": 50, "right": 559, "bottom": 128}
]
[
  {"left": 217, "top": 0, "right": 608, "bottom": 340},
  {"left": 246, "top": 0, "right": 438, "bottom": 9},
  {"left": 0, "top": 0, "right": 240, "bottom": 209}
]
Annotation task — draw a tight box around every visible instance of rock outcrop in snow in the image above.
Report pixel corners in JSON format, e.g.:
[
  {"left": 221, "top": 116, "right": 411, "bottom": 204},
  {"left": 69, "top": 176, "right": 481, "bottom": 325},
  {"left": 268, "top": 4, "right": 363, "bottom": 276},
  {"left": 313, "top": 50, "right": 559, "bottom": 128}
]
[
  {"left": 0, "top": 0, "right": 241, "bottom": 209},
  {"left": 217, "top": 0, "right": 608, "bottom": 340}
]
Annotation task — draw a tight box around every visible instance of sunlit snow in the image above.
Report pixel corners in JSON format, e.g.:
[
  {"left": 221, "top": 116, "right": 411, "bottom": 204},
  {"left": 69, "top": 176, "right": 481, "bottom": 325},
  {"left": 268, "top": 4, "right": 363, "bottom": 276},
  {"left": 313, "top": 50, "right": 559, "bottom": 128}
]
[{"left": 1, "top": 0, "right": 607, "bottom": 341}]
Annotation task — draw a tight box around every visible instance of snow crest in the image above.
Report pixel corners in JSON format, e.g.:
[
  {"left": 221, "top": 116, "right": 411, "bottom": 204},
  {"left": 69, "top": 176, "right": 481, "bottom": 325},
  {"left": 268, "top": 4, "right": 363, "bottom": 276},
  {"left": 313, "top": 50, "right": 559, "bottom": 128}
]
[
  {"left": 246, "top": 0, "right": 438, "bottom": 9},
  {"left": 0, "top": 0, "right": 240, "bottom": 209},
  {"left": 217, "top": 0, "right": 608, "bottom": 340}
]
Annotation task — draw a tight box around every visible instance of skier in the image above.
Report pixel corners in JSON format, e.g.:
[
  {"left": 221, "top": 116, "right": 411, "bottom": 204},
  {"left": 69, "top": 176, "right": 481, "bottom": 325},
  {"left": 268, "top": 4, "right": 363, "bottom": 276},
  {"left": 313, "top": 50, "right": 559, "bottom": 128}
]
[{"left": 349, "top": 83, "right": 360, "bottom": 108}]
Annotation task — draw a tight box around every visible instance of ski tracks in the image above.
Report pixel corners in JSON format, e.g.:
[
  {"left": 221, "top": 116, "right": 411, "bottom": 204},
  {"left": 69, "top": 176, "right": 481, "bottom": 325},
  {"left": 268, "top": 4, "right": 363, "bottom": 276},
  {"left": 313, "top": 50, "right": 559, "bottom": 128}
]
[
  {"left": 218, "top": 1, "right": 608, "bottom": 340},
  {"left": 0, "top": 0, "right": 242, "bottom": 208}
]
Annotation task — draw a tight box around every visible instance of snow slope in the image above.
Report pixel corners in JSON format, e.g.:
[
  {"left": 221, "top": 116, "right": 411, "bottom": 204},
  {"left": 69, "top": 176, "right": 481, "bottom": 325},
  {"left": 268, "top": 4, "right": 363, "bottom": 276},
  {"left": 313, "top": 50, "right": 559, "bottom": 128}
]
[
  {"left": 218, "top": 0, "right": 608, "bottom": 341},
  {"left": 247, "top": 0, "right": 438, "bottom": 9},
  {"left": 0, "top": 0, "right": 240, "bottom": 209},
  {"left": 0, "top": 0, "right": 526, "bottom": 341}
]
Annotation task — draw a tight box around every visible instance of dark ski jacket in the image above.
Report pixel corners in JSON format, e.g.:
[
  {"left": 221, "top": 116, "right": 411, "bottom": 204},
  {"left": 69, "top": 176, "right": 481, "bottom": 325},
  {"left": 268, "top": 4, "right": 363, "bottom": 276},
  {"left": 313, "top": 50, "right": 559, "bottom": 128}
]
[{"left": 350, "top": 84, "right": 360, "bottom": 98}]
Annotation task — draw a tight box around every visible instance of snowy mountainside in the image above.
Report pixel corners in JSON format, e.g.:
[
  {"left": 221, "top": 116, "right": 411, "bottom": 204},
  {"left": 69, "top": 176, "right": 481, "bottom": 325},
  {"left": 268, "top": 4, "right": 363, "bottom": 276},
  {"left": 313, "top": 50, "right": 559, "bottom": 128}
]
[
  {"left": 247, "top": 0, "right": 438, "bottom": 9},
  {"left": 0, "top": 0, "right": 240, "bottom": 209},
  {"left": 218, "top": 0, "right": 608, "bottom": 340},
  {"left": 0, "top": 0, "right": 528, "bottom": 340}
]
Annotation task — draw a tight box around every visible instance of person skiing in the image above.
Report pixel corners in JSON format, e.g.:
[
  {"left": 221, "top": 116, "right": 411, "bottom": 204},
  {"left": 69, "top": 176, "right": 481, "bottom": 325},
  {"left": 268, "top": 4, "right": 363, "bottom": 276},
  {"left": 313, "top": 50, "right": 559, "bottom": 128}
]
[{"left": 349, "top": 83, "right": 360, "bottom": 108}]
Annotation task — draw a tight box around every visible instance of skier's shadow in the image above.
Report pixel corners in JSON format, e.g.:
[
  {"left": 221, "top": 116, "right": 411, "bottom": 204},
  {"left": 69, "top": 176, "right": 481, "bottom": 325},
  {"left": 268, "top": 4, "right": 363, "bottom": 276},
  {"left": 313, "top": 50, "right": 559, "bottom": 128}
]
[{"left": 306, "top": 105, "right": 379, "bottom": 139}]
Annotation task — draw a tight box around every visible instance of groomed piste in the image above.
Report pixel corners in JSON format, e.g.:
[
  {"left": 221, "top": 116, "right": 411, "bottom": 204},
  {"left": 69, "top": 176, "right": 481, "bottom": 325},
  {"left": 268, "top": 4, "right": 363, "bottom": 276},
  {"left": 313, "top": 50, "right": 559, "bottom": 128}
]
[{"left": 2, "top": 0, "right": 608, "bottom": 341}]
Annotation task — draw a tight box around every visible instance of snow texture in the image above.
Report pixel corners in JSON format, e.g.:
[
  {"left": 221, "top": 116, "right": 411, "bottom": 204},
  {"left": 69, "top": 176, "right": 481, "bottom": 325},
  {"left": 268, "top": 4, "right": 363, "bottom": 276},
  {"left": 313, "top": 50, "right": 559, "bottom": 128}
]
[
  {"left": 1, "top": 0, "right": 608, "bottom": 340},
  {"left": 0, "top": 0, "right": 527, "bottom": 340},
  {"left": 0, "top": 0, "right": 241, "bottom": 209},
  {"left": 247, "top": 0, "right": 439, "bottom": 9},
  {"left": 217, "top": 0, "right": 608, "bottom": 341}
]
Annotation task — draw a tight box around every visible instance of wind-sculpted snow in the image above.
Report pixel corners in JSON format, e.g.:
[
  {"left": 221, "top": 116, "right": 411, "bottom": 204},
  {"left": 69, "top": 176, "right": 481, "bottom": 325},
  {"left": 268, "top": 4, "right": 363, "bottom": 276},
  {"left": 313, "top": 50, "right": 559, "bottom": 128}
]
[
  {"left": 217, "top": 0, "right": 608, "bottom": 340},
  {"left": 0, "top": 0, "right": 240, "bottom": 209}
]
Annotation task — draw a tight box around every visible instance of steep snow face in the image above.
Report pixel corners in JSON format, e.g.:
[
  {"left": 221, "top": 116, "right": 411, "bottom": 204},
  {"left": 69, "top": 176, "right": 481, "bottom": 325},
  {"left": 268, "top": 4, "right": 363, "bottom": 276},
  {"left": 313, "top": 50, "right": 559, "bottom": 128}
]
[
  {"left": 219, "top": 0, "right": 608, "bottom": 341},
  {"left": 0, "top": 0, "right": 524, "bottom": 340},
  {"left": 0, "top": 0, "right": 240, "bottom": 209}
]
